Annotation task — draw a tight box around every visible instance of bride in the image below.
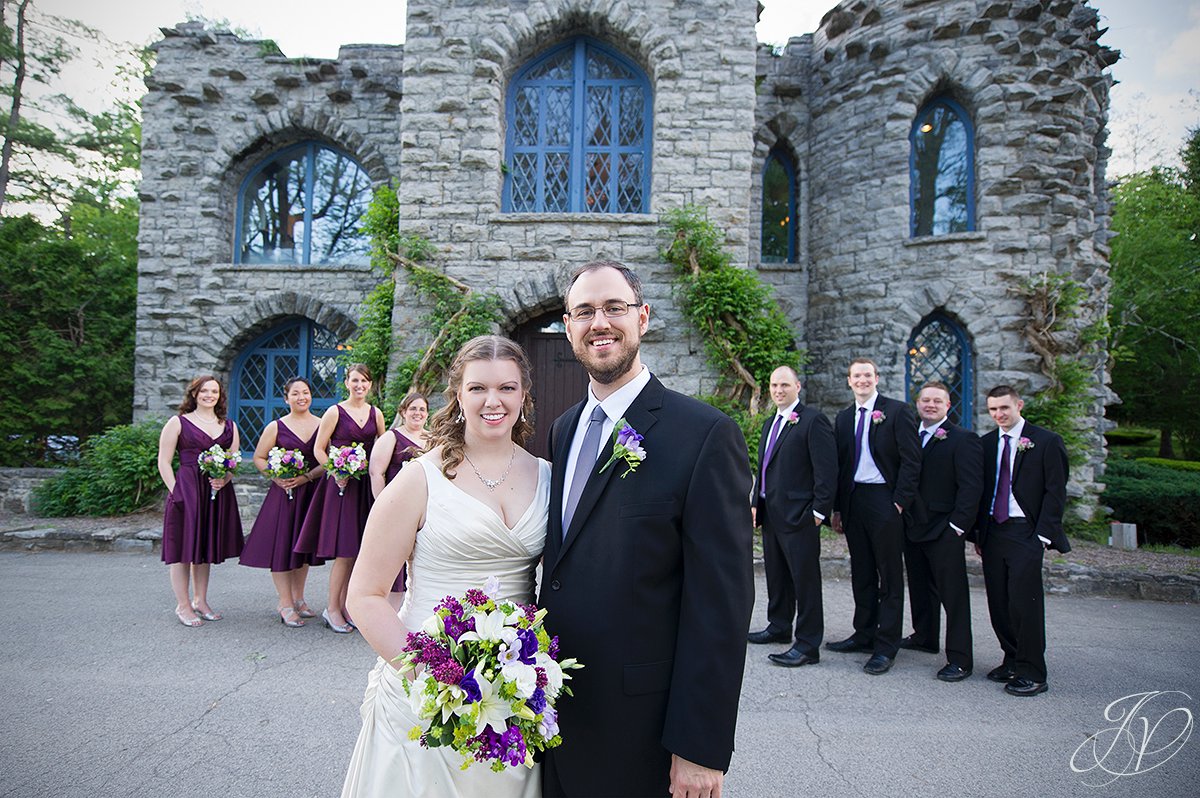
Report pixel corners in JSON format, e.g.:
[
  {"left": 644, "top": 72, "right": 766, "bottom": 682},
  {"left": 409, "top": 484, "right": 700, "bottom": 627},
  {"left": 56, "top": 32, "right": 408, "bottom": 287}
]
[{"left": 341, "top": 335, "right": 547, "bottom": 798}]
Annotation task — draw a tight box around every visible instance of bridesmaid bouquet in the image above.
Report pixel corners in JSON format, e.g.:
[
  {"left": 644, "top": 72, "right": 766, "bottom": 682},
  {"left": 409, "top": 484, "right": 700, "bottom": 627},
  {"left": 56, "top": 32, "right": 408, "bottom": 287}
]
[
  {"left": 324, "top": 443, "right": 368, "bottom": 496},
  {"left": 266, "top": 446, "right": 306, "bottom": 501},
  {"left": 197, "top": 445, "right": 241, "bottom": 501},
  {"left": 397, "top": 576, "right": 582, "bottom": 771}
]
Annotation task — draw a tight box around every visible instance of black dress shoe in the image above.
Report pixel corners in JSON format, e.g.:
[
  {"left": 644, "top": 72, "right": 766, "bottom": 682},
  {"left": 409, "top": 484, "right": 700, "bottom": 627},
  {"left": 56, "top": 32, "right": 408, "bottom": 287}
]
[
  {"left": 767, "top": 647, "right": 820, "bottom": 668},
  {"left": 863, "top": 654, "right": 894, "bottom": 675},
  {"left": 825, "top": 636, "right": 872, "bottom": 653},
  {"left": 936, "top": 663, "right": 972, "bottom": 682},
  {"left": 1005, "top": 677, "right": 1048, "bottom": 696},
  {"left": 899, "top": 634, "right": 939, "bottom": 654},
  {"left": 987, "top": 664, "right": 1017, "bottom": 683},
  {"left": 747, "top": 628, "right": 791, "bottom": 645}
]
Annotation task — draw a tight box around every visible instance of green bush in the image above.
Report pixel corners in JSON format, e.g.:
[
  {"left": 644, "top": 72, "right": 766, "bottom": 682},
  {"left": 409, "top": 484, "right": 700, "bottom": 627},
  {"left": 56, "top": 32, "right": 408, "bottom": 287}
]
[
  {"left": 1134, "top": 457, "right": 1200, "bottom": 472},
  {"left": 34, "top": 419, "right": 166, "bottom": 516},
  {"left": 1103, "top": 460, "right": 1200, "bottom": 548},
  {"left": 1104, "top": 428, "right": 1157, "bottom": 446}
]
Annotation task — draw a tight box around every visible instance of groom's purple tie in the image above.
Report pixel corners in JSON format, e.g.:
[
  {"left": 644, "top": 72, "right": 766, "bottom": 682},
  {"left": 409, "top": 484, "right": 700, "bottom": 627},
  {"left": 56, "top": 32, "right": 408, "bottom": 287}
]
[
  {"left": 993, "top": 433, "right": 1012, "bottom": 524},
  {"left": 563, "top": 405, "right": 607, "bottom": 538},
  {"left": 759, "top": 414, "right": 784, "bottom": 497},
  {"left": 852, "top": 407, "right": 867, "bottom": 472}
]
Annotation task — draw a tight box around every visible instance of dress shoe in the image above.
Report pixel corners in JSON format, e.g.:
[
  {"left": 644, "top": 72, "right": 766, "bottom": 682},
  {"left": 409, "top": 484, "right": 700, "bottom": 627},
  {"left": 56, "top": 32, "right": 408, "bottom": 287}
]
[
  {"left": 899, "top": 634, "right": 939, "bottom": 654},
  {"left": 987, "top": 664, "right": 1017, "bottom": 683},
  {"left": 863, "top": 654, "right": 894, "bottom": 675},
  {"left": 936, "top": 663, "right": 972, "bottom": 682},
  {"left": 747, "top": 628, "right": 791, "bottom": 645},
  {"left": 1005, "top": 677, "right": 1048, "bottom": 697},
  {"left": 767, "top": 647, "right": 819, "bottom": 668},
  {"left": 825, "top": 636, "right": 873, "bottom": 653}
]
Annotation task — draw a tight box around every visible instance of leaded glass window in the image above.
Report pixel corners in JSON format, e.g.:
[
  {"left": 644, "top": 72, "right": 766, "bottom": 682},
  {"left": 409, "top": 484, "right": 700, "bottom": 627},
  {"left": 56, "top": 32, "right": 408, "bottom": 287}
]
[
  {"left": 230, "top": 317, "right": 344, "bottom": 453},
  {"left": 906, "top": 313, "right": 974, "bottom": 428},
  {"left": 910, "top": 97, "right": 974, "bottom": 237},
  {"left": 504, "top": 38, "right": 652, "bottom": 213},
  {"left": 762, "top": 147, "right": 797, "bottom": 262},
  {"left": 237, "top": 143, "right": 372, "bottom": 264}
]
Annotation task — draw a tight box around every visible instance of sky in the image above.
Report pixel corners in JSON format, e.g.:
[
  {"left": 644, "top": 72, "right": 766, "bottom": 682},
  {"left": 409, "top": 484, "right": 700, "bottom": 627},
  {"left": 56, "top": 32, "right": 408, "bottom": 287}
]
[{"left": 29, "top": 0, "right": 1200, "bottom": 176}]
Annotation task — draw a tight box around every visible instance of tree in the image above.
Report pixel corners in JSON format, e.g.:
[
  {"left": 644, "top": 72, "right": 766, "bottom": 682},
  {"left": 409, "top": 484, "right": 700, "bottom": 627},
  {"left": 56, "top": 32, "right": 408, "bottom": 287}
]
[{"left": 1108, "top": 151, "right": 1200, "bottom": 458}]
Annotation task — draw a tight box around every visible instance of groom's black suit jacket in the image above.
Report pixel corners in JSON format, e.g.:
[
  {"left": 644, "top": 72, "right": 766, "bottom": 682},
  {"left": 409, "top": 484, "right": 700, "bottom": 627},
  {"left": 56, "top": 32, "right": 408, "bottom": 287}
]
[{"left": 539, "top": 375, "right": 754, "bottom": 797}]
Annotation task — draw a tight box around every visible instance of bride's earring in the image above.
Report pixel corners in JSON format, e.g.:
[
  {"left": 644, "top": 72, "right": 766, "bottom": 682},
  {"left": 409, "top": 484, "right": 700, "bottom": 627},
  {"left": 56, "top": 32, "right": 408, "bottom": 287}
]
[{"left": 455, "top": 410, "right": 464, "bottom": 423}]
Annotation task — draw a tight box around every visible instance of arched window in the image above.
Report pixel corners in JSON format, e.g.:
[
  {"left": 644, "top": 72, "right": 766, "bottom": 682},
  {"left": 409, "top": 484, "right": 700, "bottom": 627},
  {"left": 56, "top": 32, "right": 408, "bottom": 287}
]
[
  {"left": 910, "top": 96, "right": 974, "bottom": 237},
  {"left": 762, "top": 146, "right": 798, "bottom": 262},
  {"left": 236, "top": 142, "right": 372, "bottom": 264},
  {"left": 229, "top": 317, "right": 345, "bottom": 452},
  {"left": 504, "top": 37, "right": 652, "bottom": 213},
  {"left": 906, "top": 313, "right": 974, "bottom": 428}
]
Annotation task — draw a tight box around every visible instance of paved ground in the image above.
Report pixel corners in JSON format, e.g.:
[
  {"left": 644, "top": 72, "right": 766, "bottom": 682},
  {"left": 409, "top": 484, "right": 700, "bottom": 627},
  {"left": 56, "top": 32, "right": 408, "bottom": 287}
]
[{"left": 1, "top": 550, "right": 1197, "bottom": 798}]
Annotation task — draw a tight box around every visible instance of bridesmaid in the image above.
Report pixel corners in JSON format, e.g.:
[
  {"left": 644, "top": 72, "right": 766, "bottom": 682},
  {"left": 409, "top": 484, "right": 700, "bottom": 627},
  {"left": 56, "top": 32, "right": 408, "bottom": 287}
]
[
  {"left": 156, "top": 375, "right": 244, "bottom": 627},
  {"left": 239, "top": 377, "right": 327, "bottom": 627},
  {"left": 367, "top": 392, "right": 430, "bottom": 609},
  {"left": 294, "top": 363, "right": 385, "bottom": 633}
]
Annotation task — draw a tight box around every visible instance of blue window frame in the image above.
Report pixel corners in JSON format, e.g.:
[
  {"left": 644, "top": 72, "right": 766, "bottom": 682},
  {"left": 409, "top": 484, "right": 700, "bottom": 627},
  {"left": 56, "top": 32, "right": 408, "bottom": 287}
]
[
  {"left": 229, "top": 317, "right": 345, "bottom": 454},
  {"left": 504, "top": 37, "right": 652, "bottom": 213},
  {"left": 235, "top": 142, "right": 372, "bottom": 264},
  {"left": 910, "top": 96, "right": 974, "bottom": 237},
  {"left": 762, "top": 146, "right": 798, "bottom": 262},
  {"left": 906, "top": 312, "right": 974, "bottom": 428}
]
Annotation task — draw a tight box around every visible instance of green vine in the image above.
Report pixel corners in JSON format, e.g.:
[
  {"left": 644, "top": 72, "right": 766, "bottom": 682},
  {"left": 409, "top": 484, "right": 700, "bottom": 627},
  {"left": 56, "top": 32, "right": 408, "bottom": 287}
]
[{"left": 660, "top": 205, "right": 803, "bottom": 469}]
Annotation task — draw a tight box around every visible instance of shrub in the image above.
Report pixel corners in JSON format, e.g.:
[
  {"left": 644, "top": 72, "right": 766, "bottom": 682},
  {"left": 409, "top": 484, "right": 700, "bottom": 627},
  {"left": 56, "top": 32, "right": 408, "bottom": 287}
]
[
  {"left": 1104, "top": 428, "right": 1157, "bottom": 446},
  {"left": 1103, "top": 460, "right": 1200, "bottom": 548},
  {"left": 1134, "top": 457, "right": 1200, "bottom": 472},
  {"left": 34, "top": 419, "right": 166, "bottom": 516}
]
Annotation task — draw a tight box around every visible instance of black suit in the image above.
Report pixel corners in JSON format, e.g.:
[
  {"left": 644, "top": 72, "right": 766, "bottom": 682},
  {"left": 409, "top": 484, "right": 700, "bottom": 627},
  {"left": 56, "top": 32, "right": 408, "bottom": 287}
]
[
  {"left": 834, "top": 395, "right": 922, "bottom": 658},
  {"left": 540, "top": 376, "right": 754, "bottom": 797},
  {"left": 975, "top": 421, "right": 1069, "bottom": 683},
  {"left": 753, "top": 402, "right": 838, "bottom": 655},
  {"left": 904, "top": 421, "right": 983, "bottom": 669}
]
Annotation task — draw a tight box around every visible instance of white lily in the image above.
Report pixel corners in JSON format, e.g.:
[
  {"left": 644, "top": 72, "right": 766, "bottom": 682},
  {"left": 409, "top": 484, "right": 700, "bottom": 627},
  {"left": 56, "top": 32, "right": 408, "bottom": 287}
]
[
  {"left": 467, "top": 667, "right": 511, "bottom": 735},
  {"left": 534, "top": 652, "right": 564, "bottom": 698},
  {"left": 421, "top": 613, "right": 443, "bottom": 637},
  {"left": 457, "top": 609, "right": 506, "bottom": 643}
]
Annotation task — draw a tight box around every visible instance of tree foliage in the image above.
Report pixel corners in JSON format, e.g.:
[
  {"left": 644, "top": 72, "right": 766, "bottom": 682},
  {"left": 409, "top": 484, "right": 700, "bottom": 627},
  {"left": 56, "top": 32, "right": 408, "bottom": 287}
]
[
  {"left": 1108, "top": 145, "right": 1200, "bottom": 459},
  {"left": 33, "top": 418, "right": 164, "bottom": 516}
]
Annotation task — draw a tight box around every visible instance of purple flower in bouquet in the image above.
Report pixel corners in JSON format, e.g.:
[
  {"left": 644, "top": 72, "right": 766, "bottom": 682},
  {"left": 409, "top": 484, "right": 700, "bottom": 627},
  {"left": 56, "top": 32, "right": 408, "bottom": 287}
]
[
  {"left": 598, "top": 417, "right": 647, "bottom": 478},
  {"left": 527, "top": 687, "right": 547, "bottom": 714},
  {"left": 459, "top": 669, "right": 482, "bottom": 703},
  {"left": 516, "top": 628, "right": 539, "bottom": 664},
  {"left": 538, "top": 706, "right": 559, "bottom": 741}
]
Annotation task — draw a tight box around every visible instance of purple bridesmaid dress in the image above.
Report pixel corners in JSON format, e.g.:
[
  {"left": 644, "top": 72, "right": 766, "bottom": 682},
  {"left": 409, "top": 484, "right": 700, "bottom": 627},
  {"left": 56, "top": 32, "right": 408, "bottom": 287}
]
[
  {"left": 240, "top": 421, "right": 324, "bottom": 571},
  {"left": 161, "top": 416, "right": 244, "bottom": 564},
  {"left": 383, "top": 428, "right": 424, "bottom": 593},
  {"left": 294, "top": 404, "right": 379, "bottom": 559}
]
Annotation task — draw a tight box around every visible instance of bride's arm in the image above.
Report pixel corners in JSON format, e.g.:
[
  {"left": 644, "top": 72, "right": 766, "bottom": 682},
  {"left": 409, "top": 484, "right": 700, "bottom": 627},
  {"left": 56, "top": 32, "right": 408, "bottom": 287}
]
[{"left": 348, "top": 460, "right": 427, "bottom": 665}]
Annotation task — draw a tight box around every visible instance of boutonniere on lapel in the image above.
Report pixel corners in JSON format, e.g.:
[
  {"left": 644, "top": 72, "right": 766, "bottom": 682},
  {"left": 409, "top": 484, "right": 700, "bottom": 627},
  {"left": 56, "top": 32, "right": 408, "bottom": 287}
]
[
  {"left": 871, "top": 410, "right": 885, "bottom": 425},
  {"left": 932, "top": 428, "right": 948, "bottom": 442},
  {"left": 598, "top": 418, "right": 646, "bottom": 478},
  {"left": 786, "top": 411, "right": 799, "bottom": 426},
  {"left": 1017, "top": 437, "right": 1035, "bottom": 452}
]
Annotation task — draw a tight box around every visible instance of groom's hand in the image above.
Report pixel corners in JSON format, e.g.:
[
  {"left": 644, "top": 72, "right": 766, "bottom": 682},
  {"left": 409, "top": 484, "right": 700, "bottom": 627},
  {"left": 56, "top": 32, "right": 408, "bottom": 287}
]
[{"left": 669, "top": 754, "right": 723, "bottom": 798}]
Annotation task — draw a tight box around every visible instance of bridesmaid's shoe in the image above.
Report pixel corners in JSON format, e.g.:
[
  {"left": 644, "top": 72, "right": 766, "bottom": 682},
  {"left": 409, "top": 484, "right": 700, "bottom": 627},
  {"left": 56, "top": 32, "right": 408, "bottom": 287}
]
[
  {"left": 279, "top": 607, "right": 305, "bottom": 628},
  {"left": 322, "top": 609, "right": 354, "bottom": 634},
  {"left": 191, "top": 603, "right": 222, "bottom": 621},
  {"left": 294, "top": 601, "right": 317, "bottom": 619},
  {"left": 175, "top": 607, "right": 203, "bottom": 628}
]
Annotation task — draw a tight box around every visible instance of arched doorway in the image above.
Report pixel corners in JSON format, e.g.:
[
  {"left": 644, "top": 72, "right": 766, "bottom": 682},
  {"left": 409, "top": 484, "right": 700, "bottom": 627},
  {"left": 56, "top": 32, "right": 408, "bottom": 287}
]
[
  {"left": 513, "top": 311, "right": 589, "bottom": 459},
  {"left": 230, "top": 317, "right": 345, "bottom": 452}
]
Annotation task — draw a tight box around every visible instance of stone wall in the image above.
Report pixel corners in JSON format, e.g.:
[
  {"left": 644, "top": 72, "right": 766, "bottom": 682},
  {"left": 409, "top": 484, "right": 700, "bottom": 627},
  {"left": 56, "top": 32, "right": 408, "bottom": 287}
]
[{"left": 0, "top": 468, "right": 60, "bottom": 516}]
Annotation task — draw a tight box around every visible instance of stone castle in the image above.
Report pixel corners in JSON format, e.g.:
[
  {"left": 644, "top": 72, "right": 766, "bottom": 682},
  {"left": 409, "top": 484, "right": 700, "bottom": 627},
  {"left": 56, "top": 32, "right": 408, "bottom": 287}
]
[{"left": 134, "top": 0, "right": 1116, "bottom": 504}]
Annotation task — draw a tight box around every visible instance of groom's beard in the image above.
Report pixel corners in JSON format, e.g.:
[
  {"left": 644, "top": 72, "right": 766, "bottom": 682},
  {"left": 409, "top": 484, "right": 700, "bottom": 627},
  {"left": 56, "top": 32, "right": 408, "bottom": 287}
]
[{"left": 574, "top": 337, "right": 640, "bottom": 385}]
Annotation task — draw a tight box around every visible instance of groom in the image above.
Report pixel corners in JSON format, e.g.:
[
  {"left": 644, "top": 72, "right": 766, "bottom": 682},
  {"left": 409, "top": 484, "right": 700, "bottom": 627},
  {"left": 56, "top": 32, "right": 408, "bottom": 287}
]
[{"left": 540, "top": 261, "right": 755, "bottom": 798}]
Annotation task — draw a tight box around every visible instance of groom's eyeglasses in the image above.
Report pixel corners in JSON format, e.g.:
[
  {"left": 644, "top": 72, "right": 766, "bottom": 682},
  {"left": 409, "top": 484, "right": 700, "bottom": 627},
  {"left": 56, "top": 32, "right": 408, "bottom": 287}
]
[{"left": 567, "top": 303, "right": 641, "bottom": 323}]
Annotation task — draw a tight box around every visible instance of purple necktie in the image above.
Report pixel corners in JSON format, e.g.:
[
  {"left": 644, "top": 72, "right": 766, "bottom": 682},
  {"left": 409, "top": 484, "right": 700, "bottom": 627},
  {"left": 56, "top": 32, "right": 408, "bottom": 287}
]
[
  {"left": 760, "top": 414, "right": 784, "bottom": 496},
  {"left": 919, "top": 430, "right": 929, "bottom": 448},
  {"left": 852, "top": 407, "right": 867, "bottom": 472},
  {"left": 993, "top": 434, "right": 1012, "bottom": 523}
]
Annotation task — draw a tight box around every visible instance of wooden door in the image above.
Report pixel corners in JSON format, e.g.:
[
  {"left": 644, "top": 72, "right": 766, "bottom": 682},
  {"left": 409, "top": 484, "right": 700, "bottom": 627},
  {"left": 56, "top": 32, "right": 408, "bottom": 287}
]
[{"left": 514, "top": 312, "right": 589, "bottom": 459}]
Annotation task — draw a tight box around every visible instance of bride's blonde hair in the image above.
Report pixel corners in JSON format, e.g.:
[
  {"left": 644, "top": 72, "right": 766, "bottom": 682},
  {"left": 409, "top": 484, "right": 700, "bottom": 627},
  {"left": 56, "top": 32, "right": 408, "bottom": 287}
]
[{"left": 428, "top": 335, "right": 535, "bottom": 479}]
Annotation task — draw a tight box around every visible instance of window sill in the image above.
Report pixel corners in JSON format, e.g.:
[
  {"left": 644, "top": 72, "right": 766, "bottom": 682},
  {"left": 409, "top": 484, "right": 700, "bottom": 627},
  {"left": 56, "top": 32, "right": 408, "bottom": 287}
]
[
  {"left": 902, "top": 231, "right": 986, "bottom": 247},
  {"left": 491, "top": 212, "right": 659, "bottom": 225},
  {"left": 216, "top": 261, "right": 376, "bottom": 273},
  {"left": 756, "top": 259, "right": 802, "bottom": 272}
]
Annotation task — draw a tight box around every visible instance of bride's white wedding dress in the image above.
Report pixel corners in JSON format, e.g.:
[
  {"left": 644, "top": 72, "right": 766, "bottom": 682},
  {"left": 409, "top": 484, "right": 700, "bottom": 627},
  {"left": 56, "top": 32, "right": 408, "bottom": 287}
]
[{"left": 341, "top": 455, "right": 550, "bottom": 798}]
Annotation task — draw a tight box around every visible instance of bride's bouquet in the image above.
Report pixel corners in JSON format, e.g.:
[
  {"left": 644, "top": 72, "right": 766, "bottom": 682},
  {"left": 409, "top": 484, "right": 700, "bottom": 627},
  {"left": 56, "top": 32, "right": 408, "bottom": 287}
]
[
  {"left": 197, "top": 444, "right": 241, "bottom": 500},
  {"left": 397, "top": 576, "right": 582, "bottom": 771},
  {"left": 324, "top": 443, "right": 368, "bottom": 496},
  {"left": 266, "top": 446, "right": 306, "bottom": 500}
]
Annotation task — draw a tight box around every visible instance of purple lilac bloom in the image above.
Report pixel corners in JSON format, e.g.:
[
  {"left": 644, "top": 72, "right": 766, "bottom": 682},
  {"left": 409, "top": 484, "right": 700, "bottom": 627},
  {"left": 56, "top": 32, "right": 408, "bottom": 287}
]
[
  {"left": 434, "top": 595, "right": 466, "bottom": 619},
  {"left": 517, "top": 629, "right": 538, "bottom": 664},
  {"left": 464, "top": 588, "right": 489, "bottom": 607},
  {"left": 548, "top": 636, "right": 560, "bottom": 659},
  {"left": 471, "top": 728, "right": 503, "bottom": 763},
  {"left": 459, "top": 669, "right": 482, "bottom": 703},
  {"left": 430, "top": 660, "right": 464, "bottom": 685},
  {"left": 535, "top": 667, "right": 549, "bottom": 689},
  {"left": 522, "top": 603, "right": 538, "bottom": 623},
  {"left": 527, "top": 687, "right": 547, "bottom": 714}
]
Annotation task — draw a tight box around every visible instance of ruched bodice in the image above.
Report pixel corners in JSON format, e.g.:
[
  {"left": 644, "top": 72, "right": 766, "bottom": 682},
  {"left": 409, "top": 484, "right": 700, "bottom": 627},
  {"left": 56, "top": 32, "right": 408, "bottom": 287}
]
[{"left": 397, "top": 455, "right": 549, "bottom": 635}]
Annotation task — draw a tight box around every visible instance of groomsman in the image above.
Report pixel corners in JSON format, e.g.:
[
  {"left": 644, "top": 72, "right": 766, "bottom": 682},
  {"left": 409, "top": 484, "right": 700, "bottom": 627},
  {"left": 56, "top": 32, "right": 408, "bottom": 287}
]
[
  {"left": 974, "top": 385, "right": 1070, "bottom": 697},
  {"left": 749, "top": 366, "right": 838, "bottom": 667},
  {"left": 828, "top": 358, "right": 922, "bottom": 675},
  {"left": 902, "top": 381, "right": 983, "bottom": 682}
]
